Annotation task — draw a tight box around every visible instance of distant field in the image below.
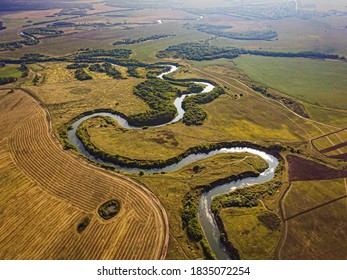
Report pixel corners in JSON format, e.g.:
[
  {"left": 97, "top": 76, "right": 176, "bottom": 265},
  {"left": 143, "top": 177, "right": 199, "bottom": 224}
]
[
  {"left": 234, "top": 55, "right": 347, "bottom": 110},
  {"left": 0, "top": 65, "right": 22, "bottom": 78},
  {"left": 0, "top": 89, "right": 167, "bottom": 260}
]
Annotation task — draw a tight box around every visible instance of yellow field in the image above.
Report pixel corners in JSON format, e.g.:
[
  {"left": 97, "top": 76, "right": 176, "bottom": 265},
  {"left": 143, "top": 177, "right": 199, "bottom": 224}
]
[{"left": 0, "top": 90, "right": 168, "bottom": 260}]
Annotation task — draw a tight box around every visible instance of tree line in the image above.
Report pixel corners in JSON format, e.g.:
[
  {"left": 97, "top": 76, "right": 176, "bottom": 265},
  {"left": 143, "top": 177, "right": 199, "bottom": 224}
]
[
  {"left": 113, "top": 34, "right": 174, "bottom": 45},
  {"left": 157, "top": 42, "right": 345, "bottom": 61},
  {"left": 195, "top": 24, "right": 278, "bottom": 41}
]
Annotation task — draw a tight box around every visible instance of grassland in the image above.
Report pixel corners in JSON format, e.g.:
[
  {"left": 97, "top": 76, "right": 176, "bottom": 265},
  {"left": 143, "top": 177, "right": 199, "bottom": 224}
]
[
  {"left": 233, "top": 55, "right": 347, "bottom": 110},
  {"left": 0, "top": 89, "right": 167, "bottom": 260},
  {"left": 281, "top": 179, "right": 347, "bottom": 259},
  {"left": 0, "top": 65, "right": 22, "bottom": 78}
]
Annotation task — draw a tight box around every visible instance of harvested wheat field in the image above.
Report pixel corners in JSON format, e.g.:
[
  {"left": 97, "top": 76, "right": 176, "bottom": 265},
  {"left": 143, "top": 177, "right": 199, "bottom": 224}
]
[{"left": 0, "top": 89, "right": 168, "bottom": 260}]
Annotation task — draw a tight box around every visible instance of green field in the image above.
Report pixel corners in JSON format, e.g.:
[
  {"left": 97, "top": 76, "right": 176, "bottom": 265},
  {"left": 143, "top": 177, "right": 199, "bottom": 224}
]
[
  {"left": 234, "top": 55, "right": 347, "bottom": 110},
  {"left": 0, "top": 66, "right": 22, "bottom": 78}
]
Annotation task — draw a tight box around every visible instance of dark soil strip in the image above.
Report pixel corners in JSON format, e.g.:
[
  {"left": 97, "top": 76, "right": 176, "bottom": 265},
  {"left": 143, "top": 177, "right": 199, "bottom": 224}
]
[
  {"left": 287, "top": 155, "right": 347, "bottom": 181},
  {"left": 285, "top": 195, "right": 347, "bottom": 221},
  {"left": 320, "top": 142, "right": 347, "bottom": 154},
  {"left": 330, "top": 153, "right": 347, "bottom": 161}
]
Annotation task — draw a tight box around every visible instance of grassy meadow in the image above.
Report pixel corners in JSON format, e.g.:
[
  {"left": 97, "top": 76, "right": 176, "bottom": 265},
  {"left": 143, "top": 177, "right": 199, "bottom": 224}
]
[{"left": 0, "top": 65, "right": 22, "bottom": 78}]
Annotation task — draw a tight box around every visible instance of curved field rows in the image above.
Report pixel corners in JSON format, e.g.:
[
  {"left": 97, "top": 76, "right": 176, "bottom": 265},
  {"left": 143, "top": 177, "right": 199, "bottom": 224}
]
[{"left": 0, "top": 90, "right": 168, "bottom": 260}]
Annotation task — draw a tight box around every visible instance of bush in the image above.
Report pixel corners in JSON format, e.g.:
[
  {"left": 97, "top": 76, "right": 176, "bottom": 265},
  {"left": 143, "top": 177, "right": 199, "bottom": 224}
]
[
  {"left": 187, "top": 218, "right": 203, "bottom": 241},
  {"left": 0, "top": 77, "right": 17, "bottom": 85},
  {"left": 98, "top": 199, "right": 121, "bottom": 220},
  {"left": 66, "top": 63, "right": 89, "bottom": 69},
  {"left": 257, "top": 212, "right": 281, "bottom": 231},
  {"left": 75, "top": 68, "right": 92, "bottom": 81},
  {"left": 77, "top": 217, "right": 90, "bottom": 233}
]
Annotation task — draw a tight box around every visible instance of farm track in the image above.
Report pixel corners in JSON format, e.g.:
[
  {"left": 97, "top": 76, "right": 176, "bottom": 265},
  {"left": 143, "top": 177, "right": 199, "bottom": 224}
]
[{"left": 0, "top": 90, "right": 168, "bottom": 259}]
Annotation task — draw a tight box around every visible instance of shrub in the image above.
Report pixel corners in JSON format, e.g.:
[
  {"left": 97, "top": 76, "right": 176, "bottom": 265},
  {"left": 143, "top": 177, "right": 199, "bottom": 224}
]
[{"left": 98, "top": 199, "right": 121, "bottom": 220}]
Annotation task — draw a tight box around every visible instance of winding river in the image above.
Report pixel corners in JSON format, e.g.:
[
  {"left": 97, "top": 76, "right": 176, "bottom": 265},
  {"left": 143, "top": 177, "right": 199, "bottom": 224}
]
[{"left": 67, "top": 65, "right": 279, "bottom": 260}]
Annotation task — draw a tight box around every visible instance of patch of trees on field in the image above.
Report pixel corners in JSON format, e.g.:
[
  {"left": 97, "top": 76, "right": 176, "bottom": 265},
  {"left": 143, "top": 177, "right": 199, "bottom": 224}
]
[
  {"left": 195, "top": 24, "right": 278, "bottom": 41},
  {"left": 53, "top": 8, "right": 88, "bottom": 17},
  {"left": 241, "top": 49, "right": 341, "bottom": 60},
  {"left": 23, "top": 27, "right": 64, "bottom": 38},
  {"left": 98, "top": 200, "right": 121, "bottom": 220},
  {"left": 157, "top": 42, "right": 344, "bottom": 61},
  {"left": 77, "top": 217, "right": 90, "bottom": 233},
  {"left": 157, "top": 42, "right": 239, "bottom": 61},
  {"left": 113, "top": 34, "right": 174, "bottom": 45},
  {"left": 66, "top": 63, "right": 89, "bottom": 69},
  {"left": 88, "top": 62, "right": 123, "bottom": 79},
  {"left": 0, "top": 77, "right": 17, "bottom": 85},
  {"left": 0, "top": 35, "right": 39, "bottom": 51},
  {"left": 128, "top": 78, "right": 178, "bottom": 126},
  {"left": 75, "top": 68, "right": 92, "bottom": 81},
  {"left": 0, "top": 62, "right": 5, "bottom": 68},
  {"left": 74, "top": 48, "right": 132, "bottom": 60},
  {"left": 127, "top": 66, "right": 141, "bottom": 78},
  {"left": 50, "top": 22, "right": 77, "bottom": 28}
]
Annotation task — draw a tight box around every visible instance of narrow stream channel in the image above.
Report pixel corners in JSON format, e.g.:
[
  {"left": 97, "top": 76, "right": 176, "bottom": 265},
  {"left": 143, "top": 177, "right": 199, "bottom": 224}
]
[{"left": 67, "top": 65, "right": 279, "bottom": 259}]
